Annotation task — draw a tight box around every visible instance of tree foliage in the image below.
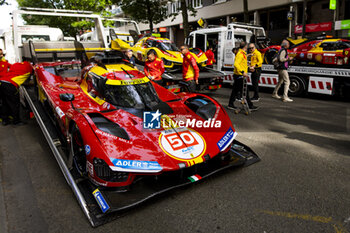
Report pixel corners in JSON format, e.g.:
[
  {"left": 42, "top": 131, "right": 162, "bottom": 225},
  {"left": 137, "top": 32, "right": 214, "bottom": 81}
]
[
  {"left": 169, "top": 0, "right": 197, "bottom": 39},
  {"left": 0, "top": 0, "right": 8, "bottom": 5},
  {"left": 116, "top": 0, "right": 168, "bottom": 32},
  {"left": 16, "top": 0, "right": 112, "bottom": 36}
]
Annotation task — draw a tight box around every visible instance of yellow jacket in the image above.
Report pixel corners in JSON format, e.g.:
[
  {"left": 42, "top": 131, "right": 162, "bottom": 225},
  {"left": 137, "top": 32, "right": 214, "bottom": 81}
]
[
  {"left": 234, "top": 49, "right": 248, "bottom": 75},
  {"left": 250, "top": 49, "right": 263, "bottom": 68}
]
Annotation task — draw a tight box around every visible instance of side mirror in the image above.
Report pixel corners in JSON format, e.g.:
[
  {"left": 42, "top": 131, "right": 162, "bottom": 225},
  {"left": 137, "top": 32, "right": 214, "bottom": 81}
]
[{"left": 60, "top": 93, "right": 75, "bottom": 102}]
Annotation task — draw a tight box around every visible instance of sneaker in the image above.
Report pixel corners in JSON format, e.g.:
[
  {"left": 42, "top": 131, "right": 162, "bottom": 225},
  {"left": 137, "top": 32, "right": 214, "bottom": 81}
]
[
  {"left": 251, "top": 97, "right": 260, "bottom": 102},
  {"left": 249, "top": 106, "right": 259, "bottom": 112},
  {"left": 282, "top": 98, "right": 293, "bottom": 102},
  {"left": 272, "top": 94, "right": 281, "bottom": 99}
]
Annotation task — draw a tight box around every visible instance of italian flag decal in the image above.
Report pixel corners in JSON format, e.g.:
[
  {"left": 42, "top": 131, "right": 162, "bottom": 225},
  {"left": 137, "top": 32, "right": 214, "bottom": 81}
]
[{"left": 188, "top": 174, "right": 202, "bottom": 182}]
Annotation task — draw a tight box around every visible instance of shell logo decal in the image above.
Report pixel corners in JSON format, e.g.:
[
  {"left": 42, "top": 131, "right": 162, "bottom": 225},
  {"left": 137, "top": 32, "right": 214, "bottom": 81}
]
[{"left": 315, "top": 54, "right": 323, "bottom": 62}]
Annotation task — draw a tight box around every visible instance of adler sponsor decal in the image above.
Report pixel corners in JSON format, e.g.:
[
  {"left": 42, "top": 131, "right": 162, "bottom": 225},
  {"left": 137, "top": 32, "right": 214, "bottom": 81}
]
[
  {"left": 217, "top": 127, "right": 237, "bottom": 151},
  {"left": 110, "top": 159, "right": 162, "bottom": 173}
]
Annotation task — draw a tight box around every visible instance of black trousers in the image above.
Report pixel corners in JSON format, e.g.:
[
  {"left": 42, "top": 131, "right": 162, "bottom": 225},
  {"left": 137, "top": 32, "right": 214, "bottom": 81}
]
[
  {"left": 251, "top": 68, "right": 261, "bottom": 98},
  {"left": 0, "top": 82, "right": 20, "bottom": 122},
  {"left": 228, "top": 75, "right": 252, "bottom": 108}
]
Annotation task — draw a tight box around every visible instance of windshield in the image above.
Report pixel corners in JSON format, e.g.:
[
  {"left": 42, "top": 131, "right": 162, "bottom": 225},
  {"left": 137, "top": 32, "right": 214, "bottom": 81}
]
[
  {"left": 104, "top": 82, "right": 161, "bottom": 109},
  {"left": 151, "top": 40, "right": 179, "bottom": 52}
]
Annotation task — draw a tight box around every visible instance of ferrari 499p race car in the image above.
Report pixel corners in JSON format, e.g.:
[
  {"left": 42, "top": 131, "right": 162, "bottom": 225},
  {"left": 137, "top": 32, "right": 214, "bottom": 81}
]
[
  {"left": 110, "top": 30, "right": 208, "bottom": 71},
  {"left": 24, "top": 40, "right": 259, "bottom": 223},
  {"left": 260, "top": 38, "right": 350, "bottom": 67}
]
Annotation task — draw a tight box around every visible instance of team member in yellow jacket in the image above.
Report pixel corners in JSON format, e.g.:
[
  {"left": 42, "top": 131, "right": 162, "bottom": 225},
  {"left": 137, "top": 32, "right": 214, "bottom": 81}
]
[
  {"left": 228, "top": 42, "right": 257, "bottom": 111},
  {"left": 248, "top": 43, "right": 263, "bottom": 101}
]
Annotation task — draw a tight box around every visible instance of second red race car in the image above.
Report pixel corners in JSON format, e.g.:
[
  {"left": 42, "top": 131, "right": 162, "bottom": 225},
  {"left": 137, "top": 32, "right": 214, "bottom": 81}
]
[{"left": 260, "top": 38, "right": 350, "bottom": 68}]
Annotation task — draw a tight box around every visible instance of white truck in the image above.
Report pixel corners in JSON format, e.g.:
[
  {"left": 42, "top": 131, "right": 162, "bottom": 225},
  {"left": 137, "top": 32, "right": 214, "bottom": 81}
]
[
  {"left": 1, "top": 25, "right": 65, "bottom": 63},
  {"left": 2, "top": 7, "right": 107, "bottom": 63},
  {"left": 186, "top": 23, "right": 350, "bottom": 97}
]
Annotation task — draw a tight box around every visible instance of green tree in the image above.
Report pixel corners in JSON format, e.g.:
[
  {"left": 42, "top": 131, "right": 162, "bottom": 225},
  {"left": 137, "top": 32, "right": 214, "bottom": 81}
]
[
  {"left": 117, "top": 0, "right": 168, "bottom": 32},
  {"left": 169, "top": 0, "right": 197, "bottom": 39},
  {"left": 16, "top": 0, "right": 112, "bottom": 36}
]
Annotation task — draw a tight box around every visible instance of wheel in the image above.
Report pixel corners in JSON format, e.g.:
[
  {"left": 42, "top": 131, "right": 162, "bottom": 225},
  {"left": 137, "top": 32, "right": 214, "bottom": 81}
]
[
  {"left": 69, "top": 124, "right": 86, "bottom": 176},
  {"left": 289, "top": 75, "right": 306, "bottom": 97}
]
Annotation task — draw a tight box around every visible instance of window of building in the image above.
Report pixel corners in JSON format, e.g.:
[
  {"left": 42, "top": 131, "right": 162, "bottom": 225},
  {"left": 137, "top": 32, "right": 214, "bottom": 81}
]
[
  {"left": 170, "top": 1, "right": 181, "bottom": 14},
  {"left": 188, "top": 0, "right": 202, "bottom": 8},
  {"left": 213, "top": 0, "right": 226, "bottom": 4}
]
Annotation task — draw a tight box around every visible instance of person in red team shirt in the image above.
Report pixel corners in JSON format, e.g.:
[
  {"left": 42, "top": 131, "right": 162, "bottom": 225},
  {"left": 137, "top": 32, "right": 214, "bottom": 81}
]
[
  {"left": 180, "top": 45, "right": 199, "bottom": 92},
  {"left": 205, "top": 46, "right": 216, "bottom": 68},
  {"left": 144, "top": 49, "right": 165, "bottom": 86},
  {"left": 0, "top": 49, "right": 11, "bottom": 77},
  {"left": 0, "top": 60, "right": 32, "bottom": 125}
]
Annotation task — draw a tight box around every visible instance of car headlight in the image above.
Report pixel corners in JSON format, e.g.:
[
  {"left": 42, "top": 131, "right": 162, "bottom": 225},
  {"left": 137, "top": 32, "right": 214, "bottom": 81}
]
[{"left": 162, "top": 58, "right": 173, "bottom": 66}]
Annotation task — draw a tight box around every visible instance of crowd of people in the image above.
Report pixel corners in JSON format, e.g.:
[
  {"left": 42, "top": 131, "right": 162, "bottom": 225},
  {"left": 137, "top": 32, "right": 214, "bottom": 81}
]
[
  {"left": 125, "top": 45, "right": 200, "bottom": 93},
  {"left": 124, "top": 38, "right": 293, "bottom": 114},
  {"left": 227, "top": 39, "right": 293, "bottom": 112}
]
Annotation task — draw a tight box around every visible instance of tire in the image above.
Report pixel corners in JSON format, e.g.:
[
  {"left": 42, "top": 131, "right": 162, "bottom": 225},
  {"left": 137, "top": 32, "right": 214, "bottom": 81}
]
[
  {"left": 264, "top": 49, "right": 278, "bottom": 64},
  {"left": 33, "top": 75, "right": 39, "bottom": 101},
  {"left": 288, "top": 75, "right": 306, "bottom": 96},
  {"left": 69, "top": 124, "right": 86, "bottom": 176}
]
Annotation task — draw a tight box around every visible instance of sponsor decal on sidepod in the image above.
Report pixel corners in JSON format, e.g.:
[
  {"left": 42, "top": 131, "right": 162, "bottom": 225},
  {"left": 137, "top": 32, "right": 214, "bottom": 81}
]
[{"left": 217, "top": 127, "right": 237, "bottom": 151}]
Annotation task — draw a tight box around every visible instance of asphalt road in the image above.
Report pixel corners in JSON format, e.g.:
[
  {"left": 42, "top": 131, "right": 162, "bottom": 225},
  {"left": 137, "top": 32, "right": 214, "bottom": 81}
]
[{"left": 0, "top": 89, "right": 349, "bottom": 233}]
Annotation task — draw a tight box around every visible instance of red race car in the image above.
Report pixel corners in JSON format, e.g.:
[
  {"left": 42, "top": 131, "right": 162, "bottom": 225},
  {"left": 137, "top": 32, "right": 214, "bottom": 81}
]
[
  {"left": 260, "top": 38, "right": 350, "bottom": 67},
  {"left": 27, "top": 41, "right": 259, "bottom": 216}
]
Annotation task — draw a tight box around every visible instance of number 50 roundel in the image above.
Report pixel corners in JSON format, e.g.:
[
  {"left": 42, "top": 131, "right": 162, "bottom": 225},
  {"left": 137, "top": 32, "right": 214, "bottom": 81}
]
[{"left": 159, "top": 129, "right": 207, "bottom": 161}]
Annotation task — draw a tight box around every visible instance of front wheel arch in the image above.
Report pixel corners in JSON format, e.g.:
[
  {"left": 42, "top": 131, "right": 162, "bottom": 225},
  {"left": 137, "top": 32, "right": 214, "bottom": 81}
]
[{"left": 68, "top": 123, "right": 87, "bottom": 176}]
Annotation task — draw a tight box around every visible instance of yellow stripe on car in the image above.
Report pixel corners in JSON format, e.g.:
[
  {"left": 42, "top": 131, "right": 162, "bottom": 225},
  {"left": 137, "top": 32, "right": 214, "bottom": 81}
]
[{"left": 106, "top": 77, "right": 149, "bottom": 86}]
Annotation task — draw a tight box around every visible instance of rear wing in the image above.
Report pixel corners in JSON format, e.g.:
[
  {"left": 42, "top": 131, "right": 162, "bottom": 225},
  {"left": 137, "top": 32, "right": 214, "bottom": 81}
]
[{"left": 23, "top": 41, "right": 105, "bottom": 64}]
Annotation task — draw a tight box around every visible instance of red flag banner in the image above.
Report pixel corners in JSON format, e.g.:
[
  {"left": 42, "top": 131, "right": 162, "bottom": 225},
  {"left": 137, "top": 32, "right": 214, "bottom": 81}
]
[{"left": 295, "top": 22, "right": 332, "bottom": 34}]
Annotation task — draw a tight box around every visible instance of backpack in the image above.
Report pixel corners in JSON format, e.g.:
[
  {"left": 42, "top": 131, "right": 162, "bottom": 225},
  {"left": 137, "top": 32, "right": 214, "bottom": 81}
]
[{"left": 272, "top": 50, "right": 282, "bottom": 69}]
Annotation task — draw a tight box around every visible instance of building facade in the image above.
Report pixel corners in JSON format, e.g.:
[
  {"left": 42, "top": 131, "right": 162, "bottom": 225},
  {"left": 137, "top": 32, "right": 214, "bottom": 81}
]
[{"left": 137, "top": 0, "right": 350, "bottom": 46}]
